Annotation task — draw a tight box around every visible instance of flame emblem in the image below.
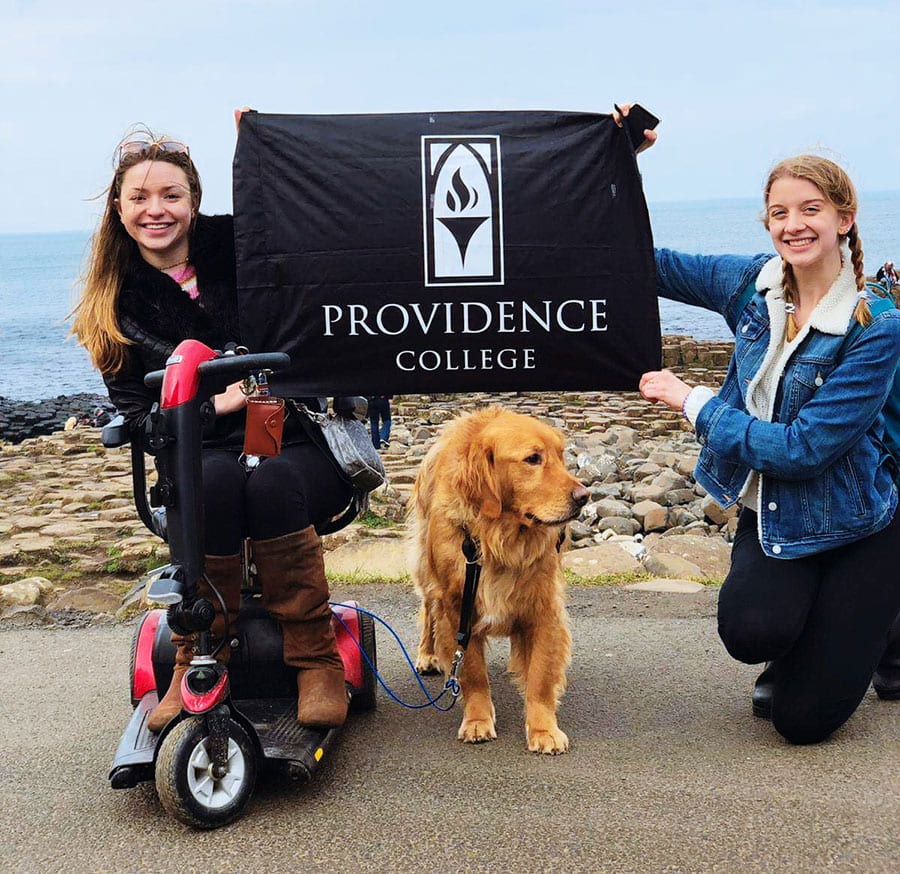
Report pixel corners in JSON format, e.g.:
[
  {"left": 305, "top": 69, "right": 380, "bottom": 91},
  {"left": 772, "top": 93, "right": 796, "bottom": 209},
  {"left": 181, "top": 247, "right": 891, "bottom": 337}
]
[{"left": 447, "top": 169, "right": 479, "bottom": 213}]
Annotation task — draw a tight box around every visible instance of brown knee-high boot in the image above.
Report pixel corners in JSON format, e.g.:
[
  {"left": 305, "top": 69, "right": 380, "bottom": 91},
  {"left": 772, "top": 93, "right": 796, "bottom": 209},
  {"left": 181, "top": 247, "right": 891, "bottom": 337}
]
[
  {"left": 252, "top": 527, "right": 348, "bottom": 727},
  {"left": 146, "top": 553, "right": 244, "bottom": 732}
]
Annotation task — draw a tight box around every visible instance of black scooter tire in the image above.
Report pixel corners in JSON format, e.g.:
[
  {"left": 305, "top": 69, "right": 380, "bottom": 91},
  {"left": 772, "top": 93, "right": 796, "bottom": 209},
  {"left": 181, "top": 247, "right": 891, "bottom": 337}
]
[
  {"left": 349, "top": 611, "right": 378, "bottom": 712},
  {"left": 155, "top": 716, "right": 257, "bottom": 829},
  {"left": 128, "top": 619, "right": 141, "bottom": 707}
]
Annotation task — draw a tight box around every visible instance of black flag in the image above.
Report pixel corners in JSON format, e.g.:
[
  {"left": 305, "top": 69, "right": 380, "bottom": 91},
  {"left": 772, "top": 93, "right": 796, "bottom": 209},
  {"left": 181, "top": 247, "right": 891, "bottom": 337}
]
[{"left": 233, "top": 110, "right": 660, "bottom": 396}]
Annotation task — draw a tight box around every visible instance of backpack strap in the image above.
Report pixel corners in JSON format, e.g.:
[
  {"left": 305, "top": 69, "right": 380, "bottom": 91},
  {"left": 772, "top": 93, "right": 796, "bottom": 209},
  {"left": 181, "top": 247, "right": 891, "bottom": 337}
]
[
  {"left": 850, "top": 284, "right": 900, "bottom": 472},
  {"left": 734, "top": 280, "right": 757, "bottom": 316}
]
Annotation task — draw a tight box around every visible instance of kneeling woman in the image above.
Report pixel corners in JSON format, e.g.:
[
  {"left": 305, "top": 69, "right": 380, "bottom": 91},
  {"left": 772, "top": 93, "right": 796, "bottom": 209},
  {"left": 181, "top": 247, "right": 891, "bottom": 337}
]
[
  {"left": 72, "top": 129, "right": 353, "bottom": 732},
  {"left": 640, "top": 154, "right": 900, "bottom": 744}
]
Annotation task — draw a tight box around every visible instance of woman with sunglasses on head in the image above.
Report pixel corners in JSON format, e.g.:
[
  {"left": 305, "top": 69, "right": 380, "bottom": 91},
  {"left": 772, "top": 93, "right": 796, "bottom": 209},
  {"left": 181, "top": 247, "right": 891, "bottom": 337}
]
[
  {"left": 72, "top": 127, "right": 353, "bottom": 733},
  {"left": 617, "top": 107, "right": 900, "bottom": 745}
]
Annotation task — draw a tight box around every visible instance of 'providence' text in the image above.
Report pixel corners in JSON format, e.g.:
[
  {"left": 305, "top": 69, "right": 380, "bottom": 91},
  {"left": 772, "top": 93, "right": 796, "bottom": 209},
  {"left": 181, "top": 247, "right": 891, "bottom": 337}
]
[{"left": 321, "top": 299, "right": 608, "bottom": 337}]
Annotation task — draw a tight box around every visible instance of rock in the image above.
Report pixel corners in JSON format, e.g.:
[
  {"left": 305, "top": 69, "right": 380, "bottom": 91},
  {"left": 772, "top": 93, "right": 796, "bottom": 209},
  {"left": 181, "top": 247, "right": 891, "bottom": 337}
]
[
  {"left": 38, "top": 522, "right": 92, "bottom": 539},
  {"left": 590, "top": 483, "right": 623, "bottom": 499},
  {"left": 326, "top": 539, "right": 410, "bottom": 580},
  {"left": 632, "top": 461, "right": 662, "bottom": 481},
  {"left": 6, "top": 515, "right": 48, "bottom": 532},
  {"left": 0, "top": 577, "right": 54, "bottom": 608},
  {"left": 668, "top": 506, "right": 701, "bottom": 527},
  {"left": 601, "top": 425, "right": 638, "bottom": 450},
  {"left": 568, "top": 520, "right": 595, "bottom": 542},
  {"left": 114, "top": 541, "right": 161, "bottom": 572},
  {"left": 642, "top": 552, "right": 705, "bottom": 580},
  {"left": 644, "top": 534, "right": 732, "bottom": 581},
  {"left": 97, "top": 506, "right": 141, "bottom": 522},
  {"left": 576, "top": 461, "right": 606, "bottom": 482},
  {"left": 666, "top": 488, "right": 697, "bottom": 506},
  {"left": 701, "top": 494, "right": 739, "bottom": 525},
  {"left": 675, "top": 456, "right": 698, "bottom": 478},
  {"left": 427, "top": 409, "right": 456, "bottom": 424},
  {"left": 8, "top": 535, "right": 56, "bottom": 554},
  {"left": 0, "top": 542, "right": 21, "bottom": 562},
  {"left": 632, "top": 500, "right": 668, "bottom": 532},
  {"left": 0, "top": 393, "right": 109, "bottom": 444},
  {"left": 630, "top": 482, "right": 669, "bottom": 504},
  {"left": 46, "top": 586, "right": 122, "bottom": 614},
  {"left": 594, "top": 498, "right": 633, "bottom": 519},
  {"left": 0, "top": 605, "right": 55, "bottom": 626},
  {"left": 624, "top": 579, "right": 706, "bottom": 594},
  {"left": 597, "top": 516, "right": 641, "bottom": 536},
  {"left": 563, "top": 543, "right": 643, "bottom": 577}
]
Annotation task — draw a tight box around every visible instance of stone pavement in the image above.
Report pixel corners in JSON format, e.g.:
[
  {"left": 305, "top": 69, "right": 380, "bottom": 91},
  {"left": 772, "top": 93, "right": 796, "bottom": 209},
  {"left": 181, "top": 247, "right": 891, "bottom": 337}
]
[{"left": 1, "top": 366, "right": 740, "bottom": 625}]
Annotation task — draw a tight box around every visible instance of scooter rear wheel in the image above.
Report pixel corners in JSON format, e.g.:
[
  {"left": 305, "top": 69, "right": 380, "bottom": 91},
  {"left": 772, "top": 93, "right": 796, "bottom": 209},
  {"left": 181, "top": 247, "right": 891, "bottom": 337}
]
[
  {"left": 155, "top": 715, "right": 257, "bottom": 828},
  {"left": 350, "top": 610, "right": 378, "bottom": 712}
]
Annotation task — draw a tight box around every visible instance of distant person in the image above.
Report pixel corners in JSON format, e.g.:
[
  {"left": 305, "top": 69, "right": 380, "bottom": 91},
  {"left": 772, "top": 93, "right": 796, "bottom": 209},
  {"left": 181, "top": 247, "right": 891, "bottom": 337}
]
[
  {"left": 620, "top": 106, "right": 900, "bottom": 745},
  {"left": 876, "top": 261, "right": 898, "bottom": 293},
  {"left": 367, "top": 394, "right": 392, "bottom": 448},
  {"left": 71, "top": 124, "right": 353, "bottom": 732}
]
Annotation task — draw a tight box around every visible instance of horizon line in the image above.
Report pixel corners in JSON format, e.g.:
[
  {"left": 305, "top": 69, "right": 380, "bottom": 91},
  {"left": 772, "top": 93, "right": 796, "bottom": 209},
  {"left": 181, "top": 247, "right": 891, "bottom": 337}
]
[{"left": 4, "top": 187, "right": 900, "bottom": 236}]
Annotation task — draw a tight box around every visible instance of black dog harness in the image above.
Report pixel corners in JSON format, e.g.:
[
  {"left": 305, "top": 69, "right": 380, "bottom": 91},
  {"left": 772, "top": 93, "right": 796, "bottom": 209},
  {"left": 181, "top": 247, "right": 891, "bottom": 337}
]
[{"left": 450, "top": 525, "right": 567, "bottom": 685}]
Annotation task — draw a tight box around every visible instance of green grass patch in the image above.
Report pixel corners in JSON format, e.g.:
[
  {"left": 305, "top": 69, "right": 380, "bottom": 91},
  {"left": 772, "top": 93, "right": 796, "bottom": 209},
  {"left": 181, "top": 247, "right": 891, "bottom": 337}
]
[
  {"left": 691, "top": 575, "right": 724, "bottom": 587},
  {"left": 139, "top": 551, "right": 161, "bottom": 573},
  {"left": 357, "top": 510, "right": 398, "bottom": 529},
  {"left": 326, "top": 569, "right": 411, "bottom": 585},
  {"left": 564, "top": 569, "right": 654, "bottom": 587},
  {"left": 103, "top": 546, "right": 124, "bottom": 573},
  {"left": 24, "top": 562, "right": 82, "bottom": 584},
  {"left": 47, "top": 547, "right": 77, "bottom": 565}
]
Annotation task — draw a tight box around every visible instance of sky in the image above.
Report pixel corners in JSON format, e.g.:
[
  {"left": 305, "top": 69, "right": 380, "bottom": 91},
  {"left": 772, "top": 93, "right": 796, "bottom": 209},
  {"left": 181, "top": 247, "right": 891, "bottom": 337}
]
[{"left": 4, "top": 0, "right": 900, "bottom": 234}]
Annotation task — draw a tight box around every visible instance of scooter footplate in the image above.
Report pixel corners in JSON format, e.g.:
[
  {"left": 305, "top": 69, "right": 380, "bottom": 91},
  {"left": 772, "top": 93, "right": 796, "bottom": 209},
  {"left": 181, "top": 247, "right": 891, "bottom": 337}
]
[
  {"left": 109, "top": 692, "right": 160, "bottom": 787},
  {"left": 233, "top": 698, "right": 337, "bottom": 780}
]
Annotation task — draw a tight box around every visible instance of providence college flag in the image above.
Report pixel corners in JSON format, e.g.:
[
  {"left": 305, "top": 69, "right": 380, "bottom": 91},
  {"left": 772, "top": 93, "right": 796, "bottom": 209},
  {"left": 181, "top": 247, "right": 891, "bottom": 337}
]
[{"left": 233, "top": 110, "right": 660, "bottom": 395}]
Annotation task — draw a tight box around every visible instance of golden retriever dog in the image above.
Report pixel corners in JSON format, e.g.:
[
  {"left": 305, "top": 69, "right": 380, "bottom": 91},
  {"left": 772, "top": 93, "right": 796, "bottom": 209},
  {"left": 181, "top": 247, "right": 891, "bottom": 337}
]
[{"left": 408, "top": 406, "right": 589, "bottom": 754}]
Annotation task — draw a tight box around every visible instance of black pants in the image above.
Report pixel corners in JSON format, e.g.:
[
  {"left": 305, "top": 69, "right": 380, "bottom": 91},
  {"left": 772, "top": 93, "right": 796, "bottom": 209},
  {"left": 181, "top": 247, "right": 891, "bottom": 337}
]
[
  {"left": 718, "top": 507, "right": 900, "bottom": 745},
  {"left": 201, "top": 442, "right": 353, "bottom": 555}
]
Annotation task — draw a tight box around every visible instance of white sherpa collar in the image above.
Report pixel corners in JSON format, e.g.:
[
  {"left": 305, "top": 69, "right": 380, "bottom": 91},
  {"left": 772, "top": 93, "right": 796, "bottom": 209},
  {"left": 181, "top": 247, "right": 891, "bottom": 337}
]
[
  {"left": 755, "top": 240, "right": 859, "bottom": 336},
  {"left": 745, "top": 240, "right": 859, "bottom": 421}
]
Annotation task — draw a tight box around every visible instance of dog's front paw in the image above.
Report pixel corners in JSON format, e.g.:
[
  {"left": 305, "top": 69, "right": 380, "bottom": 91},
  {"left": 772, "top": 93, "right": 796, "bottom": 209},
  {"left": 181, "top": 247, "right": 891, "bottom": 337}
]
[
  {"left": 526, "top": 725, "right": 569, "bottom": 755},
  {"left": 414, "top": 653, "right": 442, "bottom": 675},
  {"left": 458, "top": 717, "right": 497, "bottom": 744}
]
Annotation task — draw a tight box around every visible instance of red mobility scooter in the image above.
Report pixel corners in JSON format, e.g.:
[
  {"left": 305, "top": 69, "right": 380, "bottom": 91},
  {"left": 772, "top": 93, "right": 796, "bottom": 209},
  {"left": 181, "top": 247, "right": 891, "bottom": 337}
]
[{"left": 104, "top": 340, "right": 377, "bottom": 828}]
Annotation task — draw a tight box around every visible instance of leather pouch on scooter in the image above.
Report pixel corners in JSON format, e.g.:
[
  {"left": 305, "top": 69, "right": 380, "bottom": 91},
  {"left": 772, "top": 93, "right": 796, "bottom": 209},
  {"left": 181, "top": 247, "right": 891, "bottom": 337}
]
[{"left": 243, "top": 397, "right": 285, "bottom": 457}]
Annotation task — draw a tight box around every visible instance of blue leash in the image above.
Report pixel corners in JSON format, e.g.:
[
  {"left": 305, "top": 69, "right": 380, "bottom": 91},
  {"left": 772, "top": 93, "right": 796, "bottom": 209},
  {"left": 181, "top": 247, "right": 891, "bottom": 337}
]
[{"left": 329, "top": 601, "right": 460, "bottom": 711}]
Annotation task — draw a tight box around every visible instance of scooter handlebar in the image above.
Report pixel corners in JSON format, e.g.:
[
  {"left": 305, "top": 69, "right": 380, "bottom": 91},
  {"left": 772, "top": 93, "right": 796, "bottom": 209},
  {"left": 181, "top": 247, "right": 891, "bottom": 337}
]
[{"left": 144, "top": 352, "right": 291, "bottom": 392}]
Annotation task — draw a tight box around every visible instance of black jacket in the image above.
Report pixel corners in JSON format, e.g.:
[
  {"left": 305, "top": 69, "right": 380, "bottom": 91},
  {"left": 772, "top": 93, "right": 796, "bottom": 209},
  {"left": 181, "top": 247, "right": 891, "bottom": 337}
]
[{"left": 104, "top": 214, "right": 317, "bottom": 449}]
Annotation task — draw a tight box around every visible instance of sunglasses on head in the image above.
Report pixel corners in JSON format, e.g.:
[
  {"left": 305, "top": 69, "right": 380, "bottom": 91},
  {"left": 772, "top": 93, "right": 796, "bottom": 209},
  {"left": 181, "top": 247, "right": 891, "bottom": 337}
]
[{"left": 115, "top": 137, "right": 190, "bottom": 167}]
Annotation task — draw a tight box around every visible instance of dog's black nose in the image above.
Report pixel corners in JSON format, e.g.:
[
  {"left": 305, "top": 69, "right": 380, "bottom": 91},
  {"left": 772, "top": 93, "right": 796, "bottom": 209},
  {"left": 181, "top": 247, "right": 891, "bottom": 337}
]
[{"left": 572, "top": 485, "right": 589, "bottom": 507}]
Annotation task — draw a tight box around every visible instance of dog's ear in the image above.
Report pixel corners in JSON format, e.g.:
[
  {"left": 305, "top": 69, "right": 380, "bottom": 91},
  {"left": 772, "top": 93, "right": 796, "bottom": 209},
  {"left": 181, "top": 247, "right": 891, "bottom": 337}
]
[{"left": 457, "top": 438, "right": 503, "bottom": 519}]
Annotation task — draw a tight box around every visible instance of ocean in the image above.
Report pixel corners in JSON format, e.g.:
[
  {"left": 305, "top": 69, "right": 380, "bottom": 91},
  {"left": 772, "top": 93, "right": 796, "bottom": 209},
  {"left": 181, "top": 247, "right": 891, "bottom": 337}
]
[{"left": 3, "top": 193, "right": 899, "bottom": 402}]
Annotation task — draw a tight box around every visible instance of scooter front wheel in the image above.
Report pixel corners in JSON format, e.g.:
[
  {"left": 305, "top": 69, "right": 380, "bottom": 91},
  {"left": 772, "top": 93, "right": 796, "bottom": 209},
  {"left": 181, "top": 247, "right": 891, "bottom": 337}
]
[{"left": 155, "top": 715, "right": 257, "bottom": 828}]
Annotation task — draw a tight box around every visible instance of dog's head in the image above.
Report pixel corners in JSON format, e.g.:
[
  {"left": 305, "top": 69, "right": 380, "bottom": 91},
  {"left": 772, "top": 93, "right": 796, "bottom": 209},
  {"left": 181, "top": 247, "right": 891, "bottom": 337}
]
[{"left": 454, "top": 408, "right": 589, "bottom": 525}]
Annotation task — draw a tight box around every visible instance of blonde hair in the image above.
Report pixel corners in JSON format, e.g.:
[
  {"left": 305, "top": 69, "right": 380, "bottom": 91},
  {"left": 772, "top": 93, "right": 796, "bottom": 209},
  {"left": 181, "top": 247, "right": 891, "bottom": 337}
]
[
  {"left": 71, "top": 130, "right": 202, "bottom": 374},
  {"left": 762, "top": 155, "right": 866, "bottom": 341}
]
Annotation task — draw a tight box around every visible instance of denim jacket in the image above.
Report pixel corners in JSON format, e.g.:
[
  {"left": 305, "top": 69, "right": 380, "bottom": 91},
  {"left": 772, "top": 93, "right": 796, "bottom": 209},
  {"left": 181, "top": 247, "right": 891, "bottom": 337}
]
[{"left": 655, "top": 247, "right": 900, "bottom": 558}]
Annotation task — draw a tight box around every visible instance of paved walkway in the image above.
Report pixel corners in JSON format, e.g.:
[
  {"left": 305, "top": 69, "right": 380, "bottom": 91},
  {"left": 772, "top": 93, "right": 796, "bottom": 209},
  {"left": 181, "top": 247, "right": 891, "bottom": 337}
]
[{"left": 3, "top": 584, "right": 899, "bottom": 873}]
